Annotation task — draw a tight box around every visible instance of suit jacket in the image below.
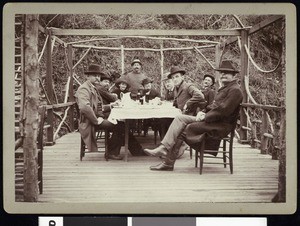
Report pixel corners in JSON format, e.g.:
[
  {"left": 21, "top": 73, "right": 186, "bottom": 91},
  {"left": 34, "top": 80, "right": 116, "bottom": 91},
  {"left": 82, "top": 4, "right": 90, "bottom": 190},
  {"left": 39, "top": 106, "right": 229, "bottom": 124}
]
[
  {"left": 75, "top": 81, "right": 110, "bottom": 152},
  {"left": 163, "top": 89, "right": 175, "bottom": 101},
  {"left": 185, "top": 79, "right": 243, "bottom": 152},
  {"left": 94, "top": 83, "right": 118, "bottom": 105},
  {"left": 173, "top": 81, "right": 205, "bottom": 115},
  {"left": 142, "top": 88, "right": 160, "bottom": 100}
]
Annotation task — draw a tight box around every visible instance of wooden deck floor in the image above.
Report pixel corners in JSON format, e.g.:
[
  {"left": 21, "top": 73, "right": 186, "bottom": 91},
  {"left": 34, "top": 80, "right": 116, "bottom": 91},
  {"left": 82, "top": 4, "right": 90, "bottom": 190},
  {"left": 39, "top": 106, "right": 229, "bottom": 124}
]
[{"left": 38, "top": 131, "right": 278, "bottom": 203}]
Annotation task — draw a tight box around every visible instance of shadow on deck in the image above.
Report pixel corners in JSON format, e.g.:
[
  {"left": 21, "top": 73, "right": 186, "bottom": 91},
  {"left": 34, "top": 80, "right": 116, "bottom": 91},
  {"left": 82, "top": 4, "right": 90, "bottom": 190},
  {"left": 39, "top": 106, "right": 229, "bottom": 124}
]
[{"left": 38, "top": 131, "right": 278, "bottom": 203}]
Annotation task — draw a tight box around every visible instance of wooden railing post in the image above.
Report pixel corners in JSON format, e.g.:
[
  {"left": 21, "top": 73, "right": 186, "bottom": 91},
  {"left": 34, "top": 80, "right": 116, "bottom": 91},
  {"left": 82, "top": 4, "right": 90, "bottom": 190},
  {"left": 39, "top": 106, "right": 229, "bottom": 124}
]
[
  {"left": 260, "top": 110, "right": 268, "bottom": 154},
  {"left": 239, "top": 29, "right": 249, "bottom": 142},
  {"left": 121, "top": 45, "right": 124, "bottom": 75},
  {"left": 214, "top": 43, "right": 221, "bottom": 90},
  {"left": 45, "top": 28, "right": 54, "bottom": 145},
  {"left": 160, "top": 42, "right": 164, "bottom": 97},
  {"left": 23, "top": 14, "right": 39, "bottom": 202},
  {"left": 67, "top": 44, "right": 74, "bottom": 131}
]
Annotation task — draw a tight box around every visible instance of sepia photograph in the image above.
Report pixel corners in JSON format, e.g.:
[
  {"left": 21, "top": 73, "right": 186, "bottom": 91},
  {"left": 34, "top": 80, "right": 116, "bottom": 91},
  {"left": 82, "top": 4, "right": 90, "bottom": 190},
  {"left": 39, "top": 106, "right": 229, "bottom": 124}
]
[{"left": 3, "top": 3, "right": 297, "bottom": 214}]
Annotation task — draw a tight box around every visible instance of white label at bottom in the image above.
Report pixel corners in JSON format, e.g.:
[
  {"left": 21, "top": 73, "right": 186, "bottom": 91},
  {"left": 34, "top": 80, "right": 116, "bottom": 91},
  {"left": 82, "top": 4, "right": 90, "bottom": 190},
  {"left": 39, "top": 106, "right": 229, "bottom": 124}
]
[
  {"left": 39, "top": 217, "right": 63, "bottom": 226},
  {"left": 196, "top": 217, "right": 267, "bottom": 226}
]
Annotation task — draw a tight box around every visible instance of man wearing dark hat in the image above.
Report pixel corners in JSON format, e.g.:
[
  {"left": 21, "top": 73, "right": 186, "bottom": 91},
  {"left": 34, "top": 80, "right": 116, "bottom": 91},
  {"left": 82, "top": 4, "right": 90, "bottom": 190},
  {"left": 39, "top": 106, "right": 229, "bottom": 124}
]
[
  {"left": 144, "top": 60, "right": 243, "bottom": 171},
  {"left": 141, "top": 77, "right": 160, "bottom": 100},
  {"left": 140, "top": 77, "right": 161, "bottom": 136},
  {"left": 161, "top": 72, "right": 175, "bottom": 101},
  {"left": 168, "top": 66, "right": 205, "bottom": 116},
  {"left": 121, "top": 59, "right": 148, "bottom": 95},
  {"left": 198, "top": 74, "right": 216, "bottom": 112},
  {"left": 75, "top": 64, "right": 145, "bottom": 160}
]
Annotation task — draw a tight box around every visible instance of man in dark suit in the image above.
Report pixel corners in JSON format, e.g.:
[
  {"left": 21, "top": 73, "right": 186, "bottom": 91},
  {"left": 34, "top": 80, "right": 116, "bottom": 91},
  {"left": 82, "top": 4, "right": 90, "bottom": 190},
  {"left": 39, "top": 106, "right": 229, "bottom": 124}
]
[
  {"left": 199, "top": 74, "right": 216, "bottom": 112},
  {"left": 141, "top": 77, "right": 160, "bottom": 100},
  {"left": 144, "top": 60, "right": 243, "bottom": 171},
  {"left": 169, "top": 66, "right": 205, "bottom": 115}
]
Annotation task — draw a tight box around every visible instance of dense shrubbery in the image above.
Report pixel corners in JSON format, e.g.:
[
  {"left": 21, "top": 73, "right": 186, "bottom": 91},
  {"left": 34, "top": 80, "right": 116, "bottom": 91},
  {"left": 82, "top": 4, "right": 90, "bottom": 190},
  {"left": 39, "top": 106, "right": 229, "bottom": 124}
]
[{"left": 37, "top": 14, "right": 285, "bottom": 137}]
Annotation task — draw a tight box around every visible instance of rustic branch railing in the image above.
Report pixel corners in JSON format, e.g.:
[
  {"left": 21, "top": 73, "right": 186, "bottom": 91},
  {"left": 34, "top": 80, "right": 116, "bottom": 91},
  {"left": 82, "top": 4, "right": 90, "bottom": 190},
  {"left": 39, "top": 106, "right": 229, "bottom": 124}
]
[
  {"left": 42, "top": 102, "right": 76, "bottom": 145},
  {"left": 240, "top": 103, "right": 285, "bottom": 160}
]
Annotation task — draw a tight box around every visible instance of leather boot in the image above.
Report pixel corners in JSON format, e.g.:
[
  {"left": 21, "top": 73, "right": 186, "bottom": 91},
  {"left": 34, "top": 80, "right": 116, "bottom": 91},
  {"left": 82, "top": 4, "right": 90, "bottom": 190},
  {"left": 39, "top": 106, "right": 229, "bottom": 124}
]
[
  {"left": 150, "top": 162, "right": 174, "bottom": 171},
  {"left": 144, "top": 144, "right": 168, "bottom": 157}
]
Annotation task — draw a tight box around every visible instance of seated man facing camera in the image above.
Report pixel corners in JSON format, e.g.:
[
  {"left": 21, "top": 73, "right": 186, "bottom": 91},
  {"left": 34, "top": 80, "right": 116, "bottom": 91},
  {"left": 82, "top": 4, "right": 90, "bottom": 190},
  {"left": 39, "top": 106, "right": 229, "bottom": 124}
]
[{"left": 144, "top": 60, "right": 243, "bottom": 170}]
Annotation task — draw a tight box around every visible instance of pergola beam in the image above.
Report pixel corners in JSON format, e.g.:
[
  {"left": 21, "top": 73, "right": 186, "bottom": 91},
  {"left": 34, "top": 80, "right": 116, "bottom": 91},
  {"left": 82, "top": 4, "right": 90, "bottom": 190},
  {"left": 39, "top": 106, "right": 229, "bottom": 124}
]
[
  {"left": 221, "top": 15, "right": 284, "bottom": 47},
  {"left": 50, "top": 28, "right": 240, "bottom": 36}
]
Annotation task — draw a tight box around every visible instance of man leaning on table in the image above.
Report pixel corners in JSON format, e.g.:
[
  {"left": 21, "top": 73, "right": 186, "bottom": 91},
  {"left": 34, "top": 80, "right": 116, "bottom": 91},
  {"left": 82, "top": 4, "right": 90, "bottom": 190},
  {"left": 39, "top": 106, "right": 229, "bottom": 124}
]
[
  {"left": 144, "top": 60, "right": 243, "bottom": 170},
  {"left": 75, "top": 64, "right": 145, "bottom": 160}
]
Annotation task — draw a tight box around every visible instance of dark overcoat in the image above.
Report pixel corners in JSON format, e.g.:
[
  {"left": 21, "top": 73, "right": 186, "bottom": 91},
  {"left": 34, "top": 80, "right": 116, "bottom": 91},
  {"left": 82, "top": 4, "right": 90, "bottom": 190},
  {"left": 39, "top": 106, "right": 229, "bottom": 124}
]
[
  {"left": 75, "top": 81, "right": 110, "bottom": 152},
  {"left": 173, "top": 81, "right": 205, "bottom": 115},
  {"left": 200, "top": 87, "right": 216, "bottom": 112},
  {"left": 184, "top": 80, "right": 243, "bottom": 153}
]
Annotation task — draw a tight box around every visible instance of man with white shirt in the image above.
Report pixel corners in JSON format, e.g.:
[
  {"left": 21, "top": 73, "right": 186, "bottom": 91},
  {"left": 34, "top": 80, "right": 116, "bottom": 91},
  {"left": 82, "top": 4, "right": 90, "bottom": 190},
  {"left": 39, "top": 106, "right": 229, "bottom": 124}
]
[{"left": 75, "top": 64, "right": 145, "bottom": 160}]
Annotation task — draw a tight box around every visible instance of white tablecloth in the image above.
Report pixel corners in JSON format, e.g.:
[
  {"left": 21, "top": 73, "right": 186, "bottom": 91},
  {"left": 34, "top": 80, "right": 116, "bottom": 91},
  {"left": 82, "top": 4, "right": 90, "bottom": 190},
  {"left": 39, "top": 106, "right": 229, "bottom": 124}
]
[{"left": 108, "top": 105, "right": 182, "bottom": 124}]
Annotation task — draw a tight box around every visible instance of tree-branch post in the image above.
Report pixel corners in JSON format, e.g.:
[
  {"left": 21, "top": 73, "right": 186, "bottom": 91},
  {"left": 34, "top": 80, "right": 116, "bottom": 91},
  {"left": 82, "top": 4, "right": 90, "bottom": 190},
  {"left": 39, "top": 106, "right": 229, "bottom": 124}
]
[
  {"left": 67, "top": 44, "right": 74, "bottom": 131},
  {"left": 23, "top": 14, "right": 39, "bottom": 202},
  {"left": 239, "top": 29, "right": 249, "bottom": 142},
  {"left": 160, "top": 42, "right": 164, "bottom": 97},
  {"left": 214, "top": 43, "right": 221, "bottom": 90},
  {"left": 45, "top": 28, "right": 54, "bottom": 145},
  {"left": 121, "top": 45, "right": 124, "bottom": 75}
]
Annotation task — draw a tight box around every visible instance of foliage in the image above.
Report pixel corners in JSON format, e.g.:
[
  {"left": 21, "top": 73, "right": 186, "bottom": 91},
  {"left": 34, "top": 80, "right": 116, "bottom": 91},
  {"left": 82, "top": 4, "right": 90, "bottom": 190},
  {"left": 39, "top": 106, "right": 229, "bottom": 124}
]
[{"left": 37, "top": 14, "right": 285, "bottom": 138}]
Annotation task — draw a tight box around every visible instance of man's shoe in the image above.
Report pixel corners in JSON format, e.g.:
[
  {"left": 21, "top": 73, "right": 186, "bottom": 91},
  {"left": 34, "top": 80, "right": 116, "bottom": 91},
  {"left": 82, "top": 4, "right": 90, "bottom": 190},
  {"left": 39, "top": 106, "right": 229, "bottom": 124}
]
[
  {"left": 144, "top": 145, "right": 168, "bottom": 157},
  {"left": 150, "top": 162, "right": 174, "bottom": 171},
  {"left": 107, "top": 154, "right": 123, "bottom": 160}
]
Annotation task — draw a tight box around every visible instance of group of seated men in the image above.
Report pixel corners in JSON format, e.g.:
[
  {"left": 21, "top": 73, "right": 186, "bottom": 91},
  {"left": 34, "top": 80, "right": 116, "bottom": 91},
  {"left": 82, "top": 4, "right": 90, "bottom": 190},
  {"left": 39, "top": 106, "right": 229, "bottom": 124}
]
[{"left": 75, "top": 58, "right": 243, "bottom": 171}]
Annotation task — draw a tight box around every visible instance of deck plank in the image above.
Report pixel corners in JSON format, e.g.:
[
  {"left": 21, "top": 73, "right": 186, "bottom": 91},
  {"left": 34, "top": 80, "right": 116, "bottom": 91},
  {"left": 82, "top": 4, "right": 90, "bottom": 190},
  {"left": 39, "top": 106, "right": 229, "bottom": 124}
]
[{"left": 37, "top": 132, "right": 279, "bottom": 203}]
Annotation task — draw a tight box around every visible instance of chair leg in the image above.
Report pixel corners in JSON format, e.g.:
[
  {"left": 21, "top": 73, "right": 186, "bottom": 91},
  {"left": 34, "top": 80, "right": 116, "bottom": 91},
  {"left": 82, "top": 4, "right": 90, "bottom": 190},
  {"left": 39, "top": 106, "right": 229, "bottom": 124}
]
[
  {"left": 104, "top": 130, "right": 109, "bottom": 161},
  {"left": 229, "top": 139, "right": 233, "bottom": 174},
  {"left": 154, "top": 129, "right": 157, "bottom": 145},
  {"left": 189, "top": 147, "right": 192, "bottom": 159},
  {"left": 195, "top": 150, "right": 198, "bottom": 168},
  {"left": 223, "top": 139, "right": 227, "bottom": 168},
  {"left": 80, "top": 137, "right": 85, "bottom": 161},
  {"left": 199, "top": 140, "right": 205, "bottom": 174}
]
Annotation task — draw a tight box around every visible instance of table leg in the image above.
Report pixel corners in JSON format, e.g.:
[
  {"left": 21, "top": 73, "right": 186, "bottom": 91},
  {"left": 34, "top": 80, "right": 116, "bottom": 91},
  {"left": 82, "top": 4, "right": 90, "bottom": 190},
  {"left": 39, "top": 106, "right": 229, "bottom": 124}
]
[{"left": 124, "top": 119, "right": 129, "bottom": 162}]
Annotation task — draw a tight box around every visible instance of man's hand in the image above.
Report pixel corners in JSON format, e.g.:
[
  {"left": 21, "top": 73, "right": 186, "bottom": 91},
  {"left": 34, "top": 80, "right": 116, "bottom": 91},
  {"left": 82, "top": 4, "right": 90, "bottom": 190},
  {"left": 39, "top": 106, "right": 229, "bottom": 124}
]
[
  {"left": 97, "top": 117, "right": 104, "bottom": 125},
  {"left": 196, "top": 111, "right": 206, "bottom": 121}
]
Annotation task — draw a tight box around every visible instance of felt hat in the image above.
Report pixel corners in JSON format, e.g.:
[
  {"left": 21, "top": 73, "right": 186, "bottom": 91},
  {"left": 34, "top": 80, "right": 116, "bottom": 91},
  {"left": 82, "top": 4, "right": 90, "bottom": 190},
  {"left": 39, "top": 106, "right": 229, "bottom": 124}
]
[
  {"left": 215, "top": 60, "right": 239, "bottom": 74},
  {"left": 84, "top": 64, "right": 105, "bottom": 76},
  {"left": 142, "top": 77, "right": 153, "bottom": 86},
  {"left": 167, "top": 66, "right": 186, "bottom": 79},
  {"left": 131, "top": 59, "right": 142, "bottom": 66},
  {"left": 203, "top": 74, "right": 215, "bottom": 85},
  {"left": 100, "top": 73, "right": 112, "bottom": 81},
  {"left": 115, "top": 77, "right": 131, "bottom": 89}
]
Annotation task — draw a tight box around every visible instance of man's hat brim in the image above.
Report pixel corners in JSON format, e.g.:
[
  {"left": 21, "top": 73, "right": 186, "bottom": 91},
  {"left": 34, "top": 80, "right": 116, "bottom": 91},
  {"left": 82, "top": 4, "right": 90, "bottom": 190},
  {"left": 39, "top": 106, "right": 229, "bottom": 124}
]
[
  {"left": 215, "top": 68, "right": 239, "bottom": 73},
  {"left": 167, "top": 69, "right": 186, "bottom": 79}
]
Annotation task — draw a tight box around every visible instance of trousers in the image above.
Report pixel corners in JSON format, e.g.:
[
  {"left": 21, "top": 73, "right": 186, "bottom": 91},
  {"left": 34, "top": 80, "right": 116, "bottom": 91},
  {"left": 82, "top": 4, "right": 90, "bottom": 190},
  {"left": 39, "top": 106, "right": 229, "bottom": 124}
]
[{"left": 96, "top": 120, "right": 143, "bottom": 156}]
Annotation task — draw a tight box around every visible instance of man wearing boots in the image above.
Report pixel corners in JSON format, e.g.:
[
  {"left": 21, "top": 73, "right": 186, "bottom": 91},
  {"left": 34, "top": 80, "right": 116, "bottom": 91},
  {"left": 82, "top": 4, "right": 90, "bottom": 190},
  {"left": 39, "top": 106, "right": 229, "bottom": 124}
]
[{"left": 144, "top": 60, "right": 243, "bottom": 170}]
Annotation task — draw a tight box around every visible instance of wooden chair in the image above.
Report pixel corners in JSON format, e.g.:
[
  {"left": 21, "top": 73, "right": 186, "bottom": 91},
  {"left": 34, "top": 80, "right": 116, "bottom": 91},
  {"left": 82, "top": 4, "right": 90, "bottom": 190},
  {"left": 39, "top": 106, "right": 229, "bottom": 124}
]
[
  {"left": 80, "top": 129, "right": 109, "bottom": 161},
  {"left": 195, "top": 128, "right": 235, "bottom": 174},
  {"left": 75, "top": 104, "right": 109, "bottom": 161}
]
